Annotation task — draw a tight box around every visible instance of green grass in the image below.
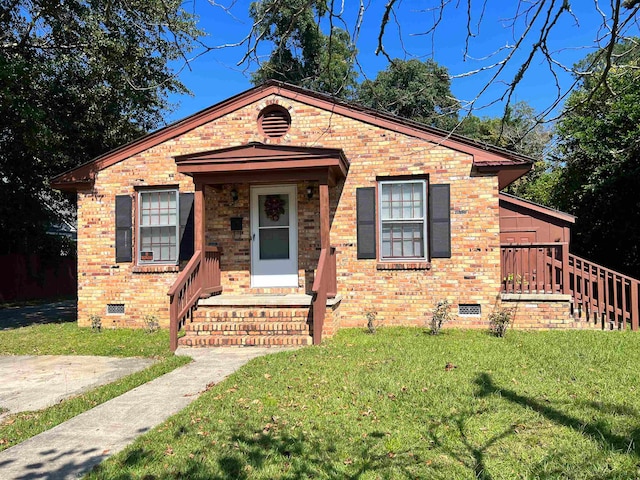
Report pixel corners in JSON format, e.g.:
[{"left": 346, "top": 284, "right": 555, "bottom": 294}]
[
  {"left": 0, "top": 324, "right": 190, "bottom": 451},
  {"left": 87, "top": 328, "right": 640, "bottom": 480}
]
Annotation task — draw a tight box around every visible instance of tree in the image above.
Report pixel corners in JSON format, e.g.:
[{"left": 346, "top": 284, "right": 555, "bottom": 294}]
[
  {"left": 553, "top": 41, "right": 640, "bottom": 277},
  {"left": 356, "top": 59, "right": 460, "bottom": 130},
  {"left": 234, "top": 0, "right": 639, "bottom": 125},
  {"left": 459, "top": 102, "right": 556, "bottom": 205},
  {"left": 0, "top": 0, "right": 201, "bottom": 255},
  {"left": 247, "top": 0, "right": 357, "bottom": 97}
]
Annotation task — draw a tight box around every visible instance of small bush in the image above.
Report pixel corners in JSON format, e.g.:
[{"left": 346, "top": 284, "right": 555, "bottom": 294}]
[
  {"left": 143, "top": 314, "right": 160, "bottom": 333},
  {"left": 489, "top": 308, "right": 512, "bottom": 337},
  {"left": 89, "top": 314, "right": 102, "bottom": 333},
  {"left": 430, "top": 300, "right": 451, "bottom": 335},
  {"left": 365, "top": 308, "right": 379, "bottom": 334}
]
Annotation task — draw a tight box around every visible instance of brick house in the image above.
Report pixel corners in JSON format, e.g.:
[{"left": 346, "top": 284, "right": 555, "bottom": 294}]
[{"left": 52, "top": 81, "right": 633, "bottom": 349}]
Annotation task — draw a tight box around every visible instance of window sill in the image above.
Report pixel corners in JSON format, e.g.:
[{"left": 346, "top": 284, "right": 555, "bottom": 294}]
[
  {"left": 376, "top": 262, "right": 431, "bottom": 271},
  {"left": 132, "top": 264, "right": 180, "bottom": 274}
]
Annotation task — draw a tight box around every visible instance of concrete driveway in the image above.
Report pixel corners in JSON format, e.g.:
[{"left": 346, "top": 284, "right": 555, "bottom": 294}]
[
  {"left": 0, "top": 299, "right": 76, "bottom": 330},
  {"left": 0, "top": 355, "right": 156, "bottom": 422},
  {"left": 0, "top": 299, "right": 154, "bottom": 422}
]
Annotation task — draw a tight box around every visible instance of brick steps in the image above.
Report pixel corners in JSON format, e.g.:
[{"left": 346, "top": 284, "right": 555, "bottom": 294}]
[
  {"left": 179, "top": 334, "right": 313, "bottom": 347},
  {"left": 178, "top": 302, "right": 313, "bottom": 347}
]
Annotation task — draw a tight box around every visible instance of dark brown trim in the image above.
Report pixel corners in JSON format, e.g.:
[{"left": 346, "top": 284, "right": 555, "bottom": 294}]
[
  {"left": 499, "top": 192, "right": 576, "bottom": 224},
  {"left": 376, "top": 174, "right": 429, "bottom": 182},
  {"left": 51, "top": 81, "right": 532, "bottom": 192},
  {"left": 193, "top": 168, "right": 335, "bottom": 186},
  {"left": 133, "top": 183, "right": 179, "bottom": 191}
]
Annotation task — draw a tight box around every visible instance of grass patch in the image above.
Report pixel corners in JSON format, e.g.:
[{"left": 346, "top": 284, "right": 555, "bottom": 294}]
[
  {"left": 0, "top": 322, "right": 174, "bottom": 357},
  {"left": 0, "top": 325, "right": 190, "bottom": 451},
  {"left": 88, "top": 328, "right": 640, "bottom": 479}
]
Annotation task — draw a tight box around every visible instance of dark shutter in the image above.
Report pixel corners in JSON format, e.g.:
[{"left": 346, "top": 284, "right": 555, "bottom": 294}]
[
  {"left": 115, "top": 195, "right": 132, "bottom": 262},
  {"left": 178, "top": 193, "right": 195, "bottom": 261},
  {"left": 356, "top": 187, "right": 376, "bottom": 259},
  {"left": 429, "top": 184, "right": 451, "bottom": 258}
]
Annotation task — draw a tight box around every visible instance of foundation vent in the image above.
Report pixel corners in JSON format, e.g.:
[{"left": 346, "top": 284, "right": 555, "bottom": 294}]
[
  {"left": 107, "top": 303, "right": 125, "bottom": 315},
  {"left": 258, "top": 106, "right": 291, "bottom": 138},
  {"left": 459, "top": 304, "right": 481, "bottom": 317}
]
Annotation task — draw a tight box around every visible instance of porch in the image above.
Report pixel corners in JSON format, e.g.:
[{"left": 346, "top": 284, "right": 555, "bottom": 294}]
[
  {"left": 501, "top": 242, "right": 640, "bottom": 331},
  {"left": 167, "top": 143, "right": 348, "bottom": 351}
]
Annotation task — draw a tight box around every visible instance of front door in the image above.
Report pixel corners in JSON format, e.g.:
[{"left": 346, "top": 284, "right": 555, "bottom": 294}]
[{"left": 250, "top": 185, "right": 298, "bottom": 287}]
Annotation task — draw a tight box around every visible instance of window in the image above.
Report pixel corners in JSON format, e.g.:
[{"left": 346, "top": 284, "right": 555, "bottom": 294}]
[
  {"left": 138, "top": 189, "right": 179, "bottom": 264},
  {"left": 379, "top": 180, "right": 427, "bottom": 260}
]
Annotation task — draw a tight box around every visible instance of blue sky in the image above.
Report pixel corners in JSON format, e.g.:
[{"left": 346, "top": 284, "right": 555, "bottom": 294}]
[{"left": 167, "top": 1, "right": 636, "bottom": 124}]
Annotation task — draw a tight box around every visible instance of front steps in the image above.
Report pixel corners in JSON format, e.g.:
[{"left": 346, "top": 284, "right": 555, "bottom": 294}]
[{"left": 178, "top": 294, "right": 315, "bottom": 347}]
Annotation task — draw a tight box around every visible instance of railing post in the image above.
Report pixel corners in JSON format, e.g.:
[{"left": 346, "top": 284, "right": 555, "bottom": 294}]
[
  {"left": 631, "top": 280, "right": 639, "bottom": 331},
  {"left": 170, "top": 295, "right": 178, "bottom": 352},
  {"left": 562, "top": 243, "right": 570, "bottom": 295}
]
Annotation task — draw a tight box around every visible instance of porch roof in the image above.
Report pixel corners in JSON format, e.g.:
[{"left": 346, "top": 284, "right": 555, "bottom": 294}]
[{"left": 174, "top": 142, "right": 349, "bottom": 186}]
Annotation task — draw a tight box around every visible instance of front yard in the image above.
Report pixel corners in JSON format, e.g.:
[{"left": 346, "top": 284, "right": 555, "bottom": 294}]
[{"left": 86, "top": 328, "right": 640, "bottom": 479}]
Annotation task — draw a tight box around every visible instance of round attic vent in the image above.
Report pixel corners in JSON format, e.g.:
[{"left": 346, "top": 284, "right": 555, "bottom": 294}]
[{"left": 258, "top": 105, "right": 291, "bottom": 138}]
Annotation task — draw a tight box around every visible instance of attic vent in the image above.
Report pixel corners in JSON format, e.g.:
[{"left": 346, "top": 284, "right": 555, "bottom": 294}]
[
  {"left": 258, "top": 106, "right": 291, "bottom": 138},
  {"left": 107, "top": 303, "right": 125, "bottom": 315},
  {"left": 459, "top": 304, "right": 481, "bottom": 317}
]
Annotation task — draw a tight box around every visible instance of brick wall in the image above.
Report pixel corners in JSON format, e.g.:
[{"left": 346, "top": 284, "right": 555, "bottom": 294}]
[{"left": 76, "top": 93, "right": 503, "bottom": 330}]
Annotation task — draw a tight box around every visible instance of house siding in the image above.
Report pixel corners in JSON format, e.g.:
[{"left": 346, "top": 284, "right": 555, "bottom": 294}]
[{"left": 76, "top": 94, "right": 501, "bottom": 330}]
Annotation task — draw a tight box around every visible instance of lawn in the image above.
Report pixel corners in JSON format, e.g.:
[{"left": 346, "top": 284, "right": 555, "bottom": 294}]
[
  {"left": 86, "top": 327, "right": 640, "bottom": 479},
  {"left": 0, "top": 322, "right": 190, "bottom": 451}
]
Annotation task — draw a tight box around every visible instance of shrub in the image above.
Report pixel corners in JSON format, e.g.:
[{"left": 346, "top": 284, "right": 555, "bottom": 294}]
[
  {"left": 89, "top": 314, "right": 102, "bottom": 333},
  {"left": 365, "top": 308, "right": 379, "bottom": 334},
  {"left": 143, "top": 314, "right": 160, "bottom": 333},
  {"left": 430, "top": 300, "right": 451, "bottom": 335},
  {"left": 489, "top": 308, "right": 512, "bottom": 337}
]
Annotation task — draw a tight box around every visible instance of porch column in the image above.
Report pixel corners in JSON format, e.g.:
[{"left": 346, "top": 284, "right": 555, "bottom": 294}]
[
  {"left": 319, "top": 182, "right": 330, "bottom": 249},
  {"left": 194, "top": 182, "right": 205, "bottom": 251}
]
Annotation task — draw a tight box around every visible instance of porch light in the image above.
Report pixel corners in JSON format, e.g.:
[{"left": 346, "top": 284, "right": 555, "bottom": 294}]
[
  {"left": 230, "top": 188, "right": 238, "bottom": 202},
  {"left": 306, "top": 185, "right": 313, "bottom": 200}
]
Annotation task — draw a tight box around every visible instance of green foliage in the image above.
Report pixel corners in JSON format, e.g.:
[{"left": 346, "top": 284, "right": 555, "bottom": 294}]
[
  {"left": 553, "top": 39, "right": 640, "bottom": 277},
  {"left": 460, "top": 102, "right": 557, "bottom": 205},
  {"left": 356, "top": 59, "right": 460, "bottom": 130},
  {"left": 0, "top": 0, "right": 201, "bottom": 255},
  {"left": 430, "top": 299, "right": 451, "bottom": 335},
  {"left": 87, "top": 328, "right": 640, "bottom": 479},
  {"left": 488, "top": 309, "right": 512, "bottom": 338},
  {"left": 249, "top": 0, "right": 357, "bottom": 97}
]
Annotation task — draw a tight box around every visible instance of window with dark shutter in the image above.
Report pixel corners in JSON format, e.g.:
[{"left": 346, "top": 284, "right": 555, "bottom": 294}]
[
  {"left": 357, "top": 187, "right": 376, "bottom": 259},
  {"left": 115, "top": 195, "right": 132, "bottom": 262},
  {"left": 429, "top": 184, "right": 451, "bottom": 258},
  {"left": 178, "top": 193, "right": 194, "bottom": 261}
]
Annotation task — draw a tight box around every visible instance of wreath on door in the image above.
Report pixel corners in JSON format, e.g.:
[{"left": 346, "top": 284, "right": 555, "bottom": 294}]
[{"left": 264, "top": 195, "right": 286, "bottom": 221}]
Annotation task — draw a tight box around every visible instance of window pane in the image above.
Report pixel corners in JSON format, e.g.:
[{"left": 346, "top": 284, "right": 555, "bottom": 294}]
[
  {"left": 259, "top": 194, "right": 289, "bottom": 227},
  {"left": 140, "top": 225, "right": 177, "bottom": 262},
  {"left": 381, "top": 184, "right": 391, "bottom": 220},
  {"left": 381, "top": 222, "right": 424, "bottom": 259},
  {"left": 259, "top": 228, "right": 289, "bottom": 259}
]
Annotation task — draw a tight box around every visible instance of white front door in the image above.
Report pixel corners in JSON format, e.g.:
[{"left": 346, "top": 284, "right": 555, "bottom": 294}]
[{"left": 250, "top": 185, "right": 298, "bottom": 287}]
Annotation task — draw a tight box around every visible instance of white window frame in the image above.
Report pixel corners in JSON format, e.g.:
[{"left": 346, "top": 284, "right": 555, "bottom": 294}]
[
  {"left": 378, "top": 179, "right": 428, "bottom": 261},
  {"left": 137, "top": 189, "right": 179, "bottom": 265}
]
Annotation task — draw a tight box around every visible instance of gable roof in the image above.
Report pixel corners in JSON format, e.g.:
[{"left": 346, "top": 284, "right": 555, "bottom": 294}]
[{"left": 51, "top": 80, "right": 533, "bottom": 191}]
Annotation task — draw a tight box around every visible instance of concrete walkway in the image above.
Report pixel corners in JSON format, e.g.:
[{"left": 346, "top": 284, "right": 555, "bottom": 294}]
[{"left": 0, "top": 347, "right": 276, "bottom": 480}]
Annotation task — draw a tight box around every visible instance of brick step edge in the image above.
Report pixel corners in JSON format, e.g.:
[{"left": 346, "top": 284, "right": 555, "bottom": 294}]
[
  {"left": 185, "top": 322, "right": 310, "bottom": 333},
  {"left": 178, "top": 335, "right": 313, "bottom": 347},
  {"left": 193, "top": 310, "right": 311, "bottom": 321}
]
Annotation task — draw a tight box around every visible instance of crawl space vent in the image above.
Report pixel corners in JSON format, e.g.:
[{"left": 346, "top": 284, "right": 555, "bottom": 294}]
[
  {"left": 107, "top": 303, "right": 125, "bottom": 315},
  {"left": 258, "top": 105, "right": 291, "bottom": 138},
  {"left": 458, "top": 304, "right": 481, "bottom": 317}
]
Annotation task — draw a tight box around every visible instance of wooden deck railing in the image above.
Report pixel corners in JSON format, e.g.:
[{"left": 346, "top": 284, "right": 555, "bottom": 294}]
[
  {"left": 168, "top": 246, "right": 222, "bottom": 351},
  {"left": 501, "top": 243, "right": 569, "bottom": 294},
  {"left": 311, "top": 246, "right": 337, "bottom": 345},
  {"left": 568, "top": 254, "right": 639, "bottom": 330},
  {"left": 501, "top": 243, "right": 639, "bottom": 331}
]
